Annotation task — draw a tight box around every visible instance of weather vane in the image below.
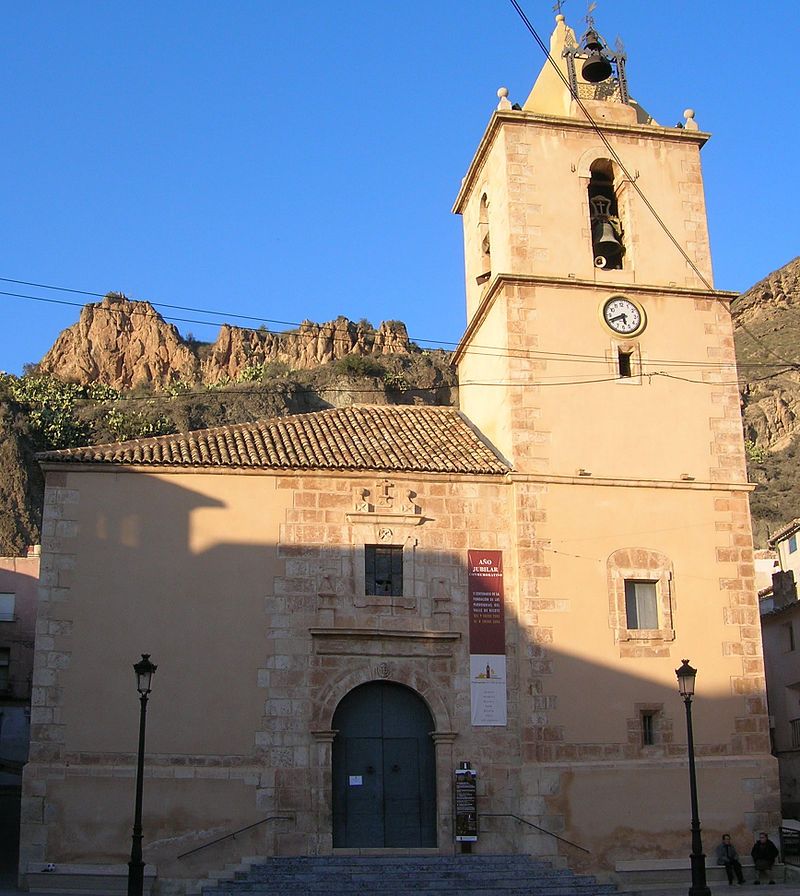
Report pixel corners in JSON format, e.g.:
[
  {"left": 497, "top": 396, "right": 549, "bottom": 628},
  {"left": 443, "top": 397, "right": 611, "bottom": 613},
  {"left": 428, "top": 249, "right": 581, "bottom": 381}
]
[{"left": 585, "top": 1, "right": 597, "bottom": 29}]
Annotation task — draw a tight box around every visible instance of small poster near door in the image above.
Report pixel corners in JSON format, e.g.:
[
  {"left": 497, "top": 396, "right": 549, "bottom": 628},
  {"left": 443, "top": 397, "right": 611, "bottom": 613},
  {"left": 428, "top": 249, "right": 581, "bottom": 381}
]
[
  {"left": 467, "top": 550, "right": 507, "bottom": 726},
  {"left": 454, "top": 763, "right": 478, "bottom": 842}
]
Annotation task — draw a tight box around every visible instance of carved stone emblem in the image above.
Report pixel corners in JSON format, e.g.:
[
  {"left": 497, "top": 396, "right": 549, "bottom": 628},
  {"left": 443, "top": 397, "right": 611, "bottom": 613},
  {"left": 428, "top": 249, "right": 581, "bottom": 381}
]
[{"left": 375, "top": 662, "right": 391, "bottom": 679}]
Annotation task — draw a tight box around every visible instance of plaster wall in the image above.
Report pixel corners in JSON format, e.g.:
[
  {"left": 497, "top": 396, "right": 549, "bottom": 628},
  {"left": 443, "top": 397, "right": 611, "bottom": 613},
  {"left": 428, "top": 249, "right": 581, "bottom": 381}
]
[
  {"left": 456, "top": 291, "right": 512, "bottom": 463},
  {"left": 57, "top": 471, "right": 290, "bottom": 757},
  {"left": 522, "top": 482, "right": 764, "bottom": 742}
]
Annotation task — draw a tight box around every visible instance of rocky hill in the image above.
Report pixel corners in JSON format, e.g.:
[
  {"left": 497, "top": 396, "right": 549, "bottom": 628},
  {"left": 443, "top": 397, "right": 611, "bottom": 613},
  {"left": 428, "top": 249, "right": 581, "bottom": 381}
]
[
  {"left": 733, "top": 256, "right": 800, "bottom": 543},
  {"left": 39, "top": 293, "right": 415, "bottom": 389},
  {"left": 3, "top": 259, "right": 800, "bottom": 556},
  {"left": 734, "top": 257, "right": 800, "bottom": 449}
]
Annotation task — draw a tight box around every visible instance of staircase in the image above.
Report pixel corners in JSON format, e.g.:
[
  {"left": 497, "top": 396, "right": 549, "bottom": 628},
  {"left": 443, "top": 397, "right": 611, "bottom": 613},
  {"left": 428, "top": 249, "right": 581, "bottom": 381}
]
[{"left": 198, "top": 854, "right": 618, "bottom": 896}]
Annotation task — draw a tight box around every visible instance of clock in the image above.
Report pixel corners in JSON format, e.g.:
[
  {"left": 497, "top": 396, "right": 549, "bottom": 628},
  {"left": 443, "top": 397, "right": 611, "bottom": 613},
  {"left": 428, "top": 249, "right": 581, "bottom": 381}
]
[{"left": 601, "top": 297, "right": 646, "bottom": 336}]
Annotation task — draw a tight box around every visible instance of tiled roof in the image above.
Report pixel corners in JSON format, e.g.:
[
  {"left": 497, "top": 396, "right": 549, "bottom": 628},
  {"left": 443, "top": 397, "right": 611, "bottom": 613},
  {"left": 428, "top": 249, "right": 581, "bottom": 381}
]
[
  {"left": 769, "top": 518, "right": 800, "bottom": 547},
  {"left": 37, "top": 405, "right": 509, "bottom": 475}
]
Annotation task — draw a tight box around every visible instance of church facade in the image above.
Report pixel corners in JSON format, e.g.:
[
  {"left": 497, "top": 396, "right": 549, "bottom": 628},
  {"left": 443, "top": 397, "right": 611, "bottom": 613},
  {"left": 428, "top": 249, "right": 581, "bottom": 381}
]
[{"left": 21, "top": 13, "right": 778, "bottom": 893}]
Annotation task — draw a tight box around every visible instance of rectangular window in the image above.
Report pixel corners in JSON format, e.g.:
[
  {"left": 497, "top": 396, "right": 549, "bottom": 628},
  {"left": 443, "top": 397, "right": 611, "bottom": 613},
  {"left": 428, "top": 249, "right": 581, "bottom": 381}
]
[
  {"left": 785, "top": 622, "right": 796, "bottom": 653},
  {"left": 641, "top": 711, "right": 656, "bottom": 746},
  {"left": 0, "top": 593, "right": 15, "bottom": 622},
  {"left": 618, "top": 349, "right": 632, "bottom": 378},
  {"left": 624, "top": 580, "right": 658, "bottom": 629},
  {"left": 0, "top": 648, "right": 9, "bottom": 691},
  {"left": 365, "top": 545, "right": 403, "bottom": 596},
  {"left": 790, "top": 534, "right": 798, "bottom": 554},
  {"left": 792, "top": 718, "right": 800, "bottom": 749}
]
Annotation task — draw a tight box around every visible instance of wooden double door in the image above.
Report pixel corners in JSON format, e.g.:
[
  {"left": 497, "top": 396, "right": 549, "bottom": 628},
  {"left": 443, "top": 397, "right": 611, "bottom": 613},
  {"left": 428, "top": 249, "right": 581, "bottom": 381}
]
[{"left": 332, "top": 681, "right": 437, "bottom": 848}]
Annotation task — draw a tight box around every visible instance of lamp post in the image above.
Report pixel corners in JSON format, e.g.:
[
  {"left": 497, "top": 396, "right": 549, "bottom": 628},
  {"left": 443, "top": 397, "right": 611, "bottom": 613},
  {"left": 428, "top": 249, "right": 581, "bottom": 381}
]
[
  {"left": 676, "top": 659, "right": 711, "bottom": 896},
  {"left": 128, "top": 654, "right": 157, "bottom": 896}
]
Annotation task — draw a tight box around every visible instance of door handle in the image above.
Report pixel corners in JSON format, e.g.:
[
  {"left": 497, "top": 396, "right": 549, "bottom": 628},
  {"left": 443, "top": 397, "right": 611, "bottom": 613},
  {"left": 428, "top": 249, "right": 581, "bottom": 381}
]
[{"left": 392, "top": 764, "right": 400, "bottom": 772}]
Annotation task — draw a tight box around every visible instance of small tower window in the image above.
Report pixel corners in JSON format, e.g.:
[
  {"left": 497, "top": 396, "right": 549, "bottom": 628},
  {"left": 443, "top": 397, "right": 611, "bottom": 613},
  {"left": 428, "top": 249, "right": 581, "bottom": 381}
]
[
  {"left": 618, "top": 348, "right": 633, "bottom": 378},
  {"left": 641, "top": 711, "right": 656, "bottom": 746},
  {"left": 477, "top": 193, "right": 491, "bottom": 283},
  {"left": 588, "top": 160, "right": 624, "bottom": 270}
]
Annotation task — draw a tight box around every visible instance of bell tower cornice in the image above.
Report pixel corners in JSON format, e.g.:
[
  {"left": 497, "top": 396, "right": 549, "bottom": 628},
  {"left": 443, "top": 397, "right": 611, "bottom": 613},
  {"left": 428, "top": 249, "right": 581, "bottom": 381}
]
[
  {"left": 452, "top": 109, "right": 709, "bottom": 216},
  {"left": 451, "top": 273, "right": 737, "bottom": 366}
]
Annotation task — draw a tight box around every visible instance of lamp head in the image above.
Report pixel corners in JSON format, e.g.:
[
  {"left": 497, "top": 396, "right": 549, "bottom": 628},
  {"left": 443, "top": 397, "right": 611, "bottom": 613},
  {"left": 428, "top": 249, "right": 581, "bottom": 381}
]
[
  {"left": 133, "top": 653, "right": 157, "bottom": 696},
  {"left": 675, "top": 658, "right": 697, "bottom": 698}
]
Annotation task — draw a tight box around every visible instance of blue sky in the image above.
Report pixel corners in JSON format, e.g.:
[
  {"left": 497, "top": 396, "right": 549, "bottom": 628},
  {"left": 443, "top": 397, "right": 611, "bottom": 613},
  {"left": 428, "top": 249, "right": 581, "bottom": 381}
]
[{"left": 1, "top": 1, "right": 796, "bottom": 376}]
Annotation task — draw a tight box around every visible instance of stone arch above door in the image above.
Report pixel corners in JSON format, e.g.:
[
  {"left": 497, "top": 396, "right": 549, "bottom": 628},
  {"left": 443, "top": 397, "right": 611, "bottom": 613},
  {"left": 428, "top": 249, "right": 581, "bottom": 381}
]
[{"left": 311, "top": 662, "right": 454, "bottom": 735}]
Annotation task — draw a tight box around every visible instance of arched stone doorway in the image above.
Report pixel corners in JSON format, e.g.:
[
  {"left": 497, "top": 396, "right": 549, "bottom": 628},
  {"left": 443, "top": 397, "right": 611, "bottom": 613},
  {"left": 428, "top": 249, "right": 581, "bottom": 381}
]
[{"left": 332, "top": 681, "right": 437, "bottom": 848}]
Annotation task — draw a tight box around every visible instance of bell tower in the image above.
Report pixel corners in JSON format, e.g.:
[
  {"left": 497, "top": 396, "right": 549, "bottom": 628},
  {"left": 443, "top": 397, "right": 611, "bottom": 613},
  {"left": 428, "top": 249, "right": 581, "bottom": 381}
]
[
  {"left": 453, "top": 12, "right": 728, "bottom": 484},
  {"left": 450, "top": 12, "right": 777, "bottom": 860},
  {"left": 454, "top": 8, "right": 780, "bottom": 857}
]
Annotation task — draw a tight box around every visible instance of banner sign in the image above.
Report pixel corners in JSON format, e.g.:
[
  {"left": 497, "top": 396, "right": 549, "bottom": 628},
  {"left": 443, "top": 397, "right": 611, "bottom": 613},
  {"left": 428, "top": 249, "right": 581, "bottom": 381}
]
[
  {"left": 454, "top": 764, "right": 478, "bottom": 842},
  {"left": 468, "top": 550, "right": 507, "bottom": 726}
]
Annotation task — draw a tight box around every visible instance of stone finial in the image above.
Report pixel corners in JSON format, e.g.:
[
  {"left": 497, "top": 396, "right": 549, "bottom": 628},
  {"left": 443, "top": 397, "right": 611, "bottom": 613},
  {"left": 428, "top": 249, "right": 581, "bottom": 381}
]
[
  {"left": 683, "top": 108, "right": 699, "bottom": 131},
  {"left": 497, "top": 86, "right": 512, "bottom": 111},
  {"left": 556, "top": 14, "right": 565, "bottom": 23}
]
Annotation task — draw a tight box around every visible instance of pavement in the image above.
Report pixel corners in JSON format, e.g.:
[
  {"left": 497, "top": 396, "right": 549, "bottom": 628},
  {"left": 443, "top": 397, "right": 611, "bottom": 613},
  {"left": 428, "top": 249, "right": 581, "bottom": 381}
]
[
  {"left": 619, "top": 886, "right": 800, "bottom": 896},
  {"left": 1, "top": 871, "right": 800, "bottom": 896}
]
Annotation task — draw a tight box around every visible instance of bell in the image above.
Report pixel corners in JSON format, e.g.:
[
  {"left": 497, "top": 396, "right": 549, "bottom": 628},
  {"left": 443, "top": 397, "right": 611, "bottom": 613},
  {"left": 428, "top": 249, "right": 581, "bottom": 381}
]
[
  {"left": 582, "top": 51, "right": 612, "bottom": 83},
  {"left": 583, "top": 29, "right": 603, "bottom": 52},
  {"left": 592, "top": 220, "right": 622, "bottom": 261}
]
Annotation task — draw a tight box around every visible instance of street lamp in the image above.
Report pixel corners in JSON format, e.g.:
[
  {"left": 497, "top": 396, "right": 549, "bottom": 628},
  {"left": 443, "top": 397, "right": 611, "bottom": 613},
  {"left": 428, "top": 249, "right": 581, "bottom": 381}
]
[
  {"left": 676, "top": 659, "right": 711, "bottom": 896},
  {"left": 128, "top": 654, "right": 157, "bottom": 896}
]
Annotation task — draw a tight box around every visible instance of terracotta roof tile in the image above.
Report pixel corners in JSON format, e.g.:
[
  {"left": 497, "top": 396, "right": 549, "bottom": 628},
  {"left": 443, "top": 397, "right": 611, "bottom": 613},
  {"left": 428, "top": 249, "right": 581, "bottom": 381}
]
[{"left": 37, "top": 405, "right": 509, "bottom": 476}]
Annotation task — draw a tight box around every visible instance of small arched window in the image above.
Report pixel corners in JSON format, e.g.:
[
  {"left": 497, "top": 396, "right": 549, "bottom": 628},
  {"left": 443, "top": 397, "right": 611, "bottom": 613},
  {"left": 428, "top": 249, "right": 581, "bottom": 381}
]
[
  {"left": 478, "top": 193, "right": 491, "bottom": 278},
  {"left": 588, "top": 160, "right": 624, "bottom": 270}
]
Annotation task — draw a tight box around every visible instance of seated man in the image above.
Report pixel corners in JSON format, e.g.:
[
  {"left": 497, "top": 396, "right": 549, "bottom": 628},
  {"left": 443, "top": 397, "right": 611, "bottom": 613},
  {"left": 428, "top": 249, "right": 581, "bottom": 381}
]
[{"left": 716, "top": 834, "right": 745, "bottom": 885}]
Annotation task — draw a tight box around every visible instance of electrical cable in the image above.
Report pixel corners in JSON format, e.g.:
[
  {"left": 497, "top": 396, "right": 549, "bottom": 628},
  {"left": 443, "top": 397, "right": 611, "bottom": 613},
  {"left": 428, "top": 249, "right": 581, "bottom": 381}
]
[{"left": 0, "top": 285, "right": 790, "bottom": 375}]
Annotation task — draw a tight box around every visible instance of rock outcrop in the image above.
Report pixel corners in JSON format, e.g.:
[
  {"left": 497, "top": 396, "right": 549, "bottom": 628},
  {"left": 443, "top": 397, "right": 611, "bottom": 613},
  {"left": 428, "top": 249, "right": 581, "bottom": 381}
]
[
  {"left": 733, "top": 257, "right": 800, "bottom": 451},
  {"left": 39, "top": 295, "right": 199, "bottom": 388},
  {"left": 202, "top": 318, "right": 412, "bottom": 384},
  {"left": 38, "top": 294, "right": 414, "bottom": 390}
]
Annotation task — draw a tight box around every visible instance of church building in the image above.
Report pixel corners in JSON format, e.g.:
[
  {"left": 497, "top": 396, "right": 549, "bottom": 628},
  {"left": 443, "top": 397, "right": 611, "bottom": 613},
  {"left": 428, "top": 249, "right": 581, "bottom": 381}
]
[{"left": 21, "top": 12, "right": 779, "bottom": 893}]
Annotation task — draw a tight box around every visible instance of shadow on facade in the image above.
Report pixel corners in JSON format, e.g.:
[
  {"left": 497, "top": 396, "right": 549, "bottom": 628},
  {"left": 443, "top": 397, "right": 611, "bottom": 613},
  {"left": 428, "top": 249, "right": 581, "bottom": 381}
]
[{"left": 23, "top": 470, "right": 776, "bottom": 879}]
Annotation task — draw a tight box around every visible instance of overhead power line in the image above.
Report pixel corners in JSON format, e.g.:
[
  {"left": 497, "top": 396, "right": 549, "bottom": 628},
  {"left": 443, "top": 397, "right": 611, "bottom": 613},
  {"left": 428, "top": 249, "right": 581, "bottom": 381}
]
[{"left": 0, "top": 283, "right": 792, "bottom": 377}]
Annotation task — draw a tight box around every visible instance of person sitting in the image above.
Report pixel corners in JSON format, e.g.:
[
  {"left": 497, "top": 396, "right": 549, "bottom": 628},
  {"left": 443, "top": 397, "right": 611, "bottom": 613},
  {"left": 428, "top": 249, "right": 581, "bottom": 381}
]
[
  {"left": 751, "top": 831, "right": 779, "bottom": 884},
  {"left": 715, "top": 834, "right": 745, "bottom": 885}
]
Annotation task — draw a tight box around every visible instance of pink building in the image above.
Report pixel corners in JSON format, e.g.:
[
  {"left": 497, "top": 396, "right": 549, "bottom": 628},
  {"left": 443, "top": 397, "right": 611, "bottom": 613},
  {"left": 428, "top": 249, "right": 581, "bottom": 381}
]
[{"left": 0, "top": 546, "right": 39, "bottom": 872}]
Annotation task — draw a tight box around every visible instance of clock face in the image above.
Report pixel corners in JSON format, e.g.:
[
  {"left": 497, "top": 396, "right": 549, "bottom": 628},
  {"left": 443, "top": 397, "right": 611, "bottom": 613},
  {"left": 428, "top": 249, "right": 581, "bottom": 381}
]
[{"left": 602, "top": 297, "right": 645, "bottom": 336}]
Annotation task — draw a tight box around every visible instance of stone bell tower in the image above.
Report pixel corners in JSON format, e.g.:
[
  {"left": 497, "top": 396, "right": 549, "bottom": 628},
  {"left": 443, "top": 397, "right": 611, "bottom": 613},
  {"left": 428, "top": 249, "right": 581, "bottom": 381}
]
[
  {"left": 453, "top": 12, "right": 724, "bottom": 480},
  {"left": 452, "top": 11, "right": 779, "bottom": 863}
]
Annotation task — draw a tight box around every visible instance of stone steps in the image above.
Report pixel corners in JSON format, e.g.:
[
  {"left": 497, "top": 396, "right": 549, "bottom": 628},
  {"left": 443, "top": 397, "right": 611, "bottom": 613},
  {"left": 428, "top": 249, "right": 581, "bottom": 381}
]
[{"left": 199, "top": 855, "right": 618, "bottom": 896}]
